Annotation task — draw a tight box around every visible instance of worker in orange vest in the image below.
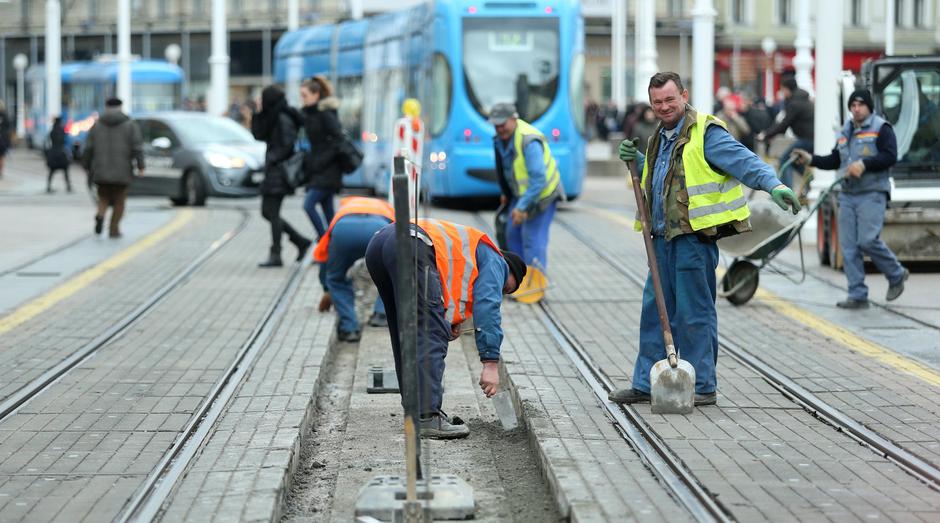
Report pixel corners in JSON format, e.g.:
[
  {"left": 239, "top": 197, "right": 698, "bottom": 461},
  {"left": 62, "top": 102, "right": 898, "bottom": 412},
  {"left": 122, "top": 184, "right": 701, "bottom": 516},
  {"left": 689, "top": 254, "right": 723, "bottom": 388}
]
[
  {"left": 314, "top": 197, "right": 396, "bottom": 342},
  {"left": 365, "top": 218, "right": 527, "bottom": 439}
]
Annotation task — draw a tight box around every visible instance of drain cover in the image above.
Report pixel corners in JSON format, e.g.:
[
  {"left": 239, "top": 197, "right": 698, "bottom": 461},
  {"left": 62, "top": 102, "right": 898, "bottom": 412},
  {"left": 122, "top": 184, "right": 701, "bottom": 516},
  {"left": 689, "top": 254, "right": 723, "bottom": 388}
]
[
  {"left": 355, "top": 474, "right": 475, "bottom": 521},
  {"left": 367, "top": 366, "right": 400, "bottom": 393}
]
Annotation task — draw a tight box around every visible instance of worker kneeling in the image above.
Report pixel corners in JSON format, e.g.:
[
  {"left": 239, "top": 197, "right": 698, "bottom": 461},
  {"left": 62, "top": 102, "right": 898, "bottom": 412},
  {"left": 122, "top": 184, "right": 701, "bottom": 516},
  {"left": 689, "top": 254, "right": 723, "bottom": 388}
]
[
  {"left": 365, "top": 219, "right": 527, "bottom": 439},
  {"left": 314, "top": 197, "right": 396, "bottom": 342}
]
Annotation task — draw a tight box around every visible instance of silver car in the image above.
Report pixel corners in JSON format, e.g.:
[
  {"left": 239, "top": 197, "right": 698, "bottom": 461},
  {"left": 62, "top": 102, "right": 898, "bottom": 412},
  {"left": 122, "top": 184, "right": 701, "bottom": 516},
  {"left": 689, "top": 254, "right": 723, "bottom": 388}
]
[{"left": 132, "top": 112, "right": 266, "bottom": 205}]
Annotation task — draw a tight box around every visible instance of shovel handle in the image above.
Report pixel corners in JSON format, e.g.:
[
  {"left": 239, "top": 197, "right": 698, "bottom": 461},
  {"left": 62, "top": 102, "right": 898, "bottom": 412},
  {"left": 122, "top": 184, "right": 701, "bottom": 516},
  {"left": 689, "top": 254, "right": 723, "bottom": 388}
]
[{"left": 625, "top": 152, "right": 676, "bottom": 358}]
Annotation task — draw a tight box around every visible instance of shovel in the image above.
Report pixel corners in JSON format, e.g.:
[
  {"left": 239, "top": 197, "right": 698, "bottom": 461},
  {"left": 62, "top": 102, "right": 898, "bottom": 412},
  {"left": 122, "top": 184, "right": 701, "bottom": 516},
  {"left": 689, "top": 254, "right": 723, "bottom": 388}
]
[{"left": 624, "top": 145, "right": 695, "bottom": 415}]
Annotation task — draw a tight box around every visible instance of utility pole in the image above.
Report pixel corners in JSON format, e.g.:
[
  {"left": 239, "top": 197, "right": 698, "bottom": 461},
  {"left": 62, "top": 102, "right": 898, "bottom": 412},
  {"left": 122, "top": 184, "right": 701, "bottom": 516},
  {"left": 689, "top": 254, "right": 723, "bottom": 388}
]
[
  {"left": 813, "top": 0, "right": 844, "bottom": 193},
  {"left": 761, "top": 37, "right": 777, "bottom": 104},
  {"left": 14, "top": 54, "right": 28, "bottom": 139},
  {"left": 117, "top": 0, "right": 132, "bottom": 111},
  {"left": 45, "top": 0, "right": 62, "bottom": 122},
  {"left": 286, "top": 0, "right": 301, "bottom": 107},
  {"left": 208, "top": 0, "right": 230, "bottom": 116},
  {"left": 885, "top": 0, "right": 896, "bottom": 56},
  {"left": 691, "top": 0, "right": 716, "bottom": 112},
  {"left": 611, "top": 0, "right": 627, "bottom": 111},
  {"left": 793, "top": 0, "right": 814, "bottom": 96},
  {"left": 634, "top": 0, "right": 658, "bottom": 100}
]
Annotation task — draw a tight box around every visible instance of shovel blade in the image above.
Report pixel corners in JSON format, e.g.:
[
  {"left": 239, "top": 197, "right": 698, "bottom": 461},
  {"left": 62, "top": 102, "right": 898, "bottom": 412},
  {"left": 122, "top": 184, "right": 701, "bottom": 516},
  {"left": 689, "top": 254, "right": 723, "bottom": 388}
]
[{"left": 650, "top": 358, "right": 696, "bottom": 414}]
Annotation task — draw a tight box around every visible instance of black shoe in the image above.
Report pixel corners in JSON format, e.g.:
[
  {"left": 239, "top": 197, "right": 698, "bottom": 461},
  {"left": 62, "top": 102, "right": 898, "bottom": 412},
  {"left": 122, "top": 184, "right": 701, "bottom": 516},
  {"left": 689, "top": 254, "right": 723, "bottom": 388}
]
[
  {"left": 836, "top": 298, "right": 870, "bottom": 309},
  {"left": 294, "top": 238, "right": 312, "bottom": 261},
  {"left": 886, "top": 268, "right": 909, "bottom": 301},
  {"left": 94, "top": 215, "right": 103, "bottom": 235},
  {"left": 608, "top": 388, "right": 650, "bottom": 404},
  {"left": 367, "top": 312, "right": 387, "bottom": 327},
  {"left": 258, "top": 253, "right": 283, "bottom": 268},
  {"left": 337, "top": 329, "right": 361, "bottom": 342},
  {"left": 109, "top": 231, "right": 123, "bottom": 239},
  {"left": 694, "top": 392, "right": 717, "bottom": 406}
]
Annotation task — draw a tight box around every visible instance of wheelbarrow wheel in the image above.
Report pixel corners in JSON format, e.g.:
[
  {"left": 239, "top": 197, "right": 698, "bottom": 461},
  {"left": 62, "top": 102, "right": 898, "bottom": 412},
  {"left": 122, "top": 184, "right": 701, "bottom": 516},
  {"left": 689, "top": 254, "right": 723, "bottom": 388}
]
[{"left": 722, "top": 260, "right": 760, "bottom": 306}]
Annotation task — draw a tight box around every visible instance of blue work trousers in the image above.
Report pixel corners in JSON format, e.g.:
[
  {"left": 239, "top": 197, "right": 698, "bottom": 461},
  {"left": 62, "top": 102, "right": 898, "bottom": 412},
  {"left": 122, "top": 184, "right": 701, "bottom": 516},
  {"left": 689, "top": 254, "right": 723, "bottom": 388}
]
[
  {"left": 325, "top": 216, "right": 387, "bottom": 333},
  {"left": 365, "top": 225, "right": 449, "bottom": 416},
  {"left": 632, "top": 234, "right": 719, "bottom": 394},
  {"left": 838, "top": 191, "right": 905, "bottom": 301},
  {"left": 303, "top": 187, "right": 336, "bottom": 238},
  {"left": 506, "top": 199, "right": 556, "bottom": 269}
]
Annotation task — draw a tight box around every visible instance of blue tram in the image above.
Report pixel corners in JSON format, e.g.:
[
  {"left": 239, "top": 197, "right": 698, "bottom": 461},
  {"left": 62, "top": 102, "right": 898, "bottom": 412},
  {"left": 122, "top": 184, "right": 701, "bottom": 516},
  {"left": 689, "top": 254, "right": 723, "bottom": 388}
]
[{"left": 274, "top": 0, "right": 586, "bottom": 201}]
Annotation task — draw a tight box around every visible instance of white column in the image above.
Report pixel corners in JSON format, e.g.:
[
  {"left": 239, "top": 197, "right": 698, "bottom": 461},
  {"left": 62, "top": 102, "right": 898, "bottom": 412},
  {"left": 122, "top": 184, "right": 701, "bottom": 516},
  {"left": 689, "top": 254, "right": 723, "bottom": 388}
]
[
  {"left": 348, "top": 0, "right": 363, "bottom": 20},
  {"left": 634, "top": 0, "right": 659, "bottom": 99},
  {"left": 13, "top": 54, "right": 29, "bottom": 139},
  {"left": 612, "top": 0, "right": 627, "bottom": 110},
  {"left": 813, "top": 0, "right": 844, "bottom": 192},
  {"left": 761, "top": 36, "right": 777, "bottom": 103},
  {"left": 208, "top": 0, "right": 229, "bottom": 116},
  {"left": 117, "top": 0, "right": 132, "bottom": 112},
  {"left": 885, "top": 0, "right": 896, "bottom": 55},
  {"left": 691, "top": 0, "right": 716, "bottom": 112},
  {"left": 45, "top": 0, "right": 62, "bottom": 121},
  {"left": 286, "top": 0, "right": 301, "bottom": 108},
  {"left": 793, "top": 0, "right": 815, "bottom": 96}
]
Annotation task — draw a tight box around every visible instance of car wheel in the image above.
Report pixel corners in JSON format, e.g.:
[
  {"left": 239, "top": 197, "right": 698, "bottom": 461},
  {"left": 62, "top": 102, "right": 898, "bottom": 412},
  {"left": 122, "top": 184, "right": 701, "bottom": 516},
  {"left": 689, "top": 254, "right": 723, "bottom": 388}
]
[{"left": 182, "top": 170, "right": 208, "bottom": 206}]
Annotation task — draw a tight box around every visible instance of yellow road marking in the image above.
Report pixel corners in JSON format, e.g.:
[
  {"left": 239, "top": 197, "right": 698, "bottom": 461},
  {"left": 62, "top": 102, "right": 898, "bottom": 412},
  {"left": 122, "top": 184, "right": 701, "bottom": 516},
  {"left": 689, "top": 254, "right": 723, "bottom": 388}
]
[
  {"left": 0, "top": 210, "right": 193, "bottom": 336},
  {"left": 581, "top": 205, "right": 940, "bottom": 389}
]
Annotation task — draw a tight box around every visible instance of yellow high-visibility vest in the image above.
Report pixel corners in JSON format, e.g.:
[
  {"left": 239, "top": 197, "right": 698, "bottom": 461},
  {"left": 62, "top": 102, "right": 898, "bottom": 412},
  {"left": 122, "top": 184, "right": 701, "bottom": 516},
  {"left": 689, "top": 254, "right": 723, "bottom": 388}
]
[{"left": 511, "top": 120, "right": 561, "bottom": 203}]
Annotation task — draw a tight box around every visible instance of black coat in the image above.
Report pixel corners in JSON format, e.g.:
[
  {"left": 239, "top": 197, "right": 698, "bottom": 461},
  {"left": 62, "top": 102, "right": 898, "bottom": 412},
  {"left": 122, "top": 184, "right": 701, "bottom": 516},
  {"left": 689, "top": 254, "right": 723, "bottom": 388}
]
[
  {"left": 253, "top": 104, "right": 301, "bottom": 196},
  {"left": 302, "top": 96, "right": 345, "bottom": 191},
  {"left": 46, "top": 123, "right": 71, "bottom": 170},
  {"left": 765, "top": 88, "right": 815, "bottom": 141}
]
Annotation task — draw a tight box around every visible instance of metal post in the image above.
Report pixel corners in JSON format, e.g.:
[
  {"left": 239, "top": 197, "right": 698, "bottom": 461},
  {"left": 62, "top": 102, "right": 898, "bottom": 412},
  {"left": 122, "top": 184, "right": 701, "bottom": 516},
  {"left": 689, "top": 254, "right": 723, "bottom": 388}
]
[
  {"left": 812, "top": 0, "right": 844, "bottom": 193},
  {"left": 611, "top": 0, "right": 627, "bottom": 110},
  {"left": 286, "top": 0, "right": 300, "bottom": 106},
  {"left": 117, "top": 0, "right": 132, "bottom": 111},
  {"left": 793, "top": 0, "right": 814, "bottom": 96},
  {"left": 45, "top": 0, "right": 62, "bottom": 121},
  {"left": 143, "top": 32, "right": 151, "bottom": 59},
  {"left": 691, "top": 0, "right": 715, "bottom": 112},
  {"left": 349, "top": 0, "right": 364, "bottom": 20},
  {"left": 181, "top": 31, "right": 191, "bottom": 100},
  {"left": 1, "top": 37, "right": 6, "bottom": 103},
  {"left": 885, "top": 0, "right": 896, "bottom": 56},
  {"left": 634, "top": 0, "right": 658, "bottom": 100},
  {"left": 208, "top": 0, "right": 230, "bottom": 116},
  {"left": 761, "top": 36, "right": 776, "bottom": 103},
  {"left": 14, "top": 54, "right": 28, "bottom": 139}
]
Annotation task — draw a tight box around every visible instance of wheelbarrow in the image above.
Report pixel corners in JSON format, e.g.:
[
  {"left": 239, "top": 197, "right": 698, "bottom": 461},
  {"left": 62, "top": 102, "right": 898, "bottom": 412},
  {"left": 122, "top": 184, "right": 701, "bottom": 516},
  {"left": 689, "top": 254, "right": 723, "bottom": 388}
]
[{"left": 717, "top": 162, "right": 839, "bottom": 306}]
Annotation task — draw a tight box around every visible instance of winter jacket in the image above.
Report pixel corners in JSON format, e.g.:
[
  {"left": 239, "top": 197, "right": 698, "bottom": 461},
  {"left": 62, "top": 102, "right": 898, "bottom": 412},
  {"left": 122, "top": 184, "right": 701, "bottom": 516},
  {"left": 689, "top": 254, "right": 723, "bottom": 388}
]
[
  {"left": 302, "top": 96, "right": 345, "bottom": 191},
  {"left": 764, "top": 88, "right": 814, "bottom": 141},
  {"left": 252, "top": 101, "right": 302, "bottom": 196},
  {"left": 0, "top": 110, "right": 11, "bottom": 155},
  {"left": 45, "top": 122, "right": 70, "bottom": 170},
  {"left": 82, "top": 108, "right": 144, "bottom": 186}
]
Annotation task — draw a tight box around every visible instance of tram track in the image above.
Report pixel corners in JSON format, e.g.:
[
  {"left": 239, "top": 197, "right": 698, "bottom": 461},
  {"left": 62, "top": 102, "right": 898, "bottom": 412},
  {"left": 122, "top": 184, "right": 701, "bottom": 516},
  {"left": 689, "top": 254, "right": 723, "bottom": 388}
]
[{"left": 554, "top": 213, "right": 940, "bottom": 492}]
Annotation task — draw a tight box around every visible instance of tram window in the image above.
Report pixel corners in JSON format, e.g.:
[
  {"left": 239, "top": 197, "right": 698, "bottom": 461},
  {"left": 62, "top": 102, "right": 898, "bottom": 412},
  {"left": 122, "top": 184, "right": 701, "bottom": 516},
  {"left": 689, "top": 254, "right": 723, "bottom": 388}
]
[
  {"left": 134, "top": 83, "right": 178, "bottom": 113},
  {"left": 569, "top": 52, "right": 586, "bottom": 136},
  {"left": 429, "top": 53, "right": 451, "bottom": 137},
  {"left": 336, "top": 76, "right": 363, "bottom": 140}
]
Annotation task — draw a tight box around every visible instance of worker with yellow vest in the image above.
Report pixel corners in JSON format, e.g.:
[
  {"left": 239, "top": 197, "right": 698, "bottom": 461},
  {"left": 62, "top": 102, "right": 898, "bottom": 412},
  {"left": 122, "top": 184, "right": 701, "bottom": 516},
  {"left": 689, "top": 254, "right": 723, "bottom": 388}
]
[
  {"left": 490, "top": 102, "right": 563, "bottom": 304},
  {"left": 313, "top": 197, "right": 395, "bottom": 343},
  {"left": 365, "top": 218, "right": 527, "bottom": 439},
  {"left": 608, "top": 72, "right": 800, "bottom": 407}
]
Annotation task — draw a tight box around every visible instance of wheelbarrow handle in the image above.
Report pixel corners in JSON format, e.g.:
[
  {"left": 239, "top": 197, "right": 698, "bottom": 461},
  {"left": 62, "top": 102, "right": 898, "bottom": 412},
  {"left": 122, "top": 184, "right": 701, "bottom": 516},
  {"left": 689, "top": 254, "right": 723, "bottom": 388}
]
[{"left": 625, "top": 150, "right": 676, "bottom": 361}]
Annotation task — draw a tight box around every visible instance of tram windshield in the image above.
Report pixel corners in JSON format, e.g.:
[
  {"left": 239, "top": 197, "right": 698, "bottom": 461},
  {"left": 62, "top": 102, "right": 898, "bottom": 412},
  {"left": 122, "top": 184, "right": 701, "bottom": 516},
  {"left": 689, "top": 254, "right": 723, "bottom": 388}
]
[{"left": 463, "top": 17, "right": 560, "bottom": 122}]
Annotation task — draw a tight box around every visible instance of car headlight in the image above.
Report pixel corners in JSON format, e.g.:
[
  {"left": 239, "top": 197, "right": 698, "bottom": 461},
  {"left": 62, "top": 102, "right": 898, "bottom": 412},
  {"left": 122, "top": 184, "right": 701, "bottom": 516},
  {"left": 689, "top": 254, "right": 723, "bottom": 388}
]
[{"left": 204, "top": 151, "right": 246, "bottom": 169}]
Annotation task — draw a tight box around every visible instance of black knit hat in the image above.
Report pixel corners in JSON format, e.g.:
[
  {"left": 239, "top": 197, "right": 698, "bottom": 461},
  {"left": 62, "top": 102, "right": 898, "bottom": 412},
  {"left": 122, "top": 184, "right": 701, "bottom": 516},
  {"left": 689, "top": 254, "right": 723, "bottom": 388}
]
[
  {"left": 848, "top": 88, "right": 874, "bottom": 112},
  {"left": 501, "top": 250, "right": 527, "bottom": 292},
  {"left": 105, "top": 97, "right": 123, "bottom": 107}
]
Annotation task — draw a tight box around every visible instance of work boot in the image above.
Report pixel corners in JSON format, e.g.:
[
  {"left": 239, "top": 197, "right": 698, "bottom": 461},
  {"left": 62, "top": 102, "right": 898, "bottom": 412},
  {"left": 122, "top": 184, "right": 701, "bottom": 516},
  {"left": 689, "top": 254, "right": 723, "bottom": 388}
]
[
  {"left": 337, "top": 329, "right": 361, "bottom": 343},
  {"left": 886, "top": 268, "right": 909, "bottom": 301},
  {"left": 608, "top": 388, "right": 650, "bottom": 404},
  {"left": 258, "top": 251, "right": 283, "bottom": 268},
  {"left": 94, "top": 215, "right": 104, "bottom": 235},
  {"left": 512, "top": 265, "right": 548, "bottom": 304},
  {"left": 293, "top": 237, "right": 312, "bottom": 262},
  {"left": 694, "top": 392, "right": 717, "bottom": 406},
  {"left": 367, "top": 312, "right": 388, "bottom": 327},
  {"left": 836, "top": 298, "right": 870, "bottom": 309},
  {"left": 419, "top": 412, "right": 469, "bottom": 439}
]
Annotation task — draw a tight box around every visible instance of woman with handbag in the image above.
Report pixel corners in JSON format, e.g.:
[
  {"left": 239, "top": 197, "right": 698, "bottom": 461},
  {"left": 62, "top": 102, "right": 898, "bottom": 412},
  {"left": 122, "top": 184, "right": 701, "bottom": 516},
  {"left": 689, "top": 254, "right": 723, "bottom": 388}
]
[
  {"left": 46, "top": 117, "right": 73, "bottom": 193},
  {"left": 299, "top": 76, "right": 345, "bottom": 239},
  {"left": 251, "top": 85, "right": 311, "bottom": 268}
]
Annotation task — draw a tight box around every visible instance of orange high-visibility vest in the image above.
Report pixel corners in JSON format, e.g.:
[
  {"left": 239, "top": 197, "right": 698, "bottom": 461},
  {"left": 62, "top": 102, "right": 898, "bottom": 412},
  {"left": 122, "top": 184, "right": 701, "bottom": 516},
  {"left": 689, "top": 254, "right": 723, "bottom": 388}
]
[
  {"left": 417, "top": 218, "right": 501, "bottom": 326},
  {"left": 313, "top": 197, "right": 395, "bottom": 263}
]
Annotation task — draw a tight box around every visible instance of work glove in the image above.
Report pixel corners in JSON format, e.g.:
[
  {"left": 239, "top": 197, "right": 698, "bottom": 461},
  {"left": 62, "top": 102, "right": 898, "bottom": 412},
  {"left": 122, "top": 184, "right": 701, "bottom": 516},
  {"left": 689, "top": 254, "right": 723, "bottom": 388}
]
[
  {"left": 790, "top": 149, "right": 812, "bottom": 166},
  {"left": 618, "top": 139, "right": 637, "bottom": 162},
  {"left": 771, "top": 186, "right": 801, "bottom": 214}
]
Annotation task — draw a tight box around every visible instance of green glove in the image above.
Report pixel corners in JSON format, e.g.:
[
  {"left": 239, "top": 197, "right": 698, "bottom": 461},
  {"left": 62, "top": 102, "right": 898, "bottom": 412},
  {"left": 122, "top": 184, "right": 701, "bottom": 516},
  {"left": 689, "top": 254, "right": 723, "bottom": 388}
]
[
  {"left": 618, "top": 139, "right": 637, "bottom": 162},
  {"left": 771, "top": 186, "right": 801, "bottom": 214}
]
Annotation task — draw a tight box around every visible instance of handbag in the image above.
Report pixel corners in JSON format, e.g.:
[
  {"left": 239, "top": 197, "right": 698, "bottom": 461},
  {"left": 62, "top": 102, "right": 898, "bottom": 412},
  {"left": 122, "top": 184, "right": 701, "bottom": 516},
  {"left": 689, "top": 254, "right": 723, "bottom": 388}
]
[
  {"left": 278, "top": 150, "right": 307, "bottom": 189},
  {"left": 335, "top": 132, "right": 363, "bottom": 174}
]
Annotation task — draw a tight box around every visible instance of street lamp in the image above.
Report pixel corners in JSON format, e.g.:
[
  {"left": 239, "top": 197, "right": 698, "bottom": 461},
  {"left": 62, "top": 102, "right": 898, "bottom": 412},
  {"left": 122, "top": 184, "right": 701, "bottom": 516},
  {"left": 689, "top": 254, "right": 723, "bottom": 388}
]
[
  {"left": 164, "top": 43, "right": 182, "bottom": 65},
  {"left": 760, "top": 36, "right": 776, "bottom": 104},
  {"left": 12, "top": 53, "right": 28, "bottom": 140}
]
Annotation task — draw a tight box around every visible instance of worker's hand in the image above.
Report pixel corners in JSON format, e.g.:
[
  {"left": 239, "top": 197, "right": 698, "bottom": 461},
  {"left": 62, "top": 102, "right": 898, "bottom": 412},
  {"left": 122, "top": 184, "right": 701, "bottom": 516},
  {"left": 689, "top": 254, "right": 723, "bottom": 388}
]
[
  {"left": 846, "top": 160, "right": 866, "bottom": 178},
  {"left": 618, "top": 139, "right": 637, "bottom": 162},
  {"left": 511, "top": 208, "right": 527, "bottom": 226},
  {"left": 450, "top": 323, "right": 462, "bottom": 340},
  {"left": 479, "top": 361, "right": 500, "bottom": 397},
  {"left": 756, "top": 132, "right": 766, "bottom": 142},
  {"left": 318, "top": 293, "right": 332, "bottom": 312},
  {"left": 500, "top": 194, "right": 508, "bottom": 206},
  {"left": 790, "top": 149, "right": 812, "bottom": 166},
  {"left": 771, "top": 185, "right": 801, "bottom": 214}
]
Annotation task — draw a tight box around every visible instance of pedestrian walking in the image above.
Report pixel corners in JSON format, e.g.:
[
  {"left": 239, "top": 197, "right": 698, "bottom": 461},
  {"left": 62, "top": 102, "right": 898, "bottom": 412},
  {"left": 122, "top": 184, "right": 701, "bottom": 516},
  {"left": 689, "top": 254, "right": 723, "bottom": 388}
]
[
  {"left": 791, "top": 89, "right": 908, "bottom": 309},
  {"left": 82, "top": 98, "right": 144, "bottom": 238},
  {"left": 716, "top": 97, "right": 751, "bottom": 144},
  {"left": 365, "top": 219, "right": 527, "bottom": 439},
  {"left": 491, "top": 102, "right": 563, "bottom": 304},
  {"left": 609, "top": 72, "right": 800, "bottom": 407},
  {"left": 632, "top": 105, "right": 658, "bottom": 154},
  {"left": 756, "top": 77, "right": 814, "bottom": 188},
  {"left": 740, "top": 93, "right": 774, "bottom": 153},
  {"left": 0, "top": 101, "right": 11, "bottom": 179},
  {"left": 45, "top": 117, "right": 72, "bottom": 193},
  {"left": 313, "top": 196, "right": 395, "bottom": 342},
  {"left": 251, "top": 85, "right": 312, "bottom": 267},
  {"left": 300, "top": 76, "right": 344, "bottom": 239}
]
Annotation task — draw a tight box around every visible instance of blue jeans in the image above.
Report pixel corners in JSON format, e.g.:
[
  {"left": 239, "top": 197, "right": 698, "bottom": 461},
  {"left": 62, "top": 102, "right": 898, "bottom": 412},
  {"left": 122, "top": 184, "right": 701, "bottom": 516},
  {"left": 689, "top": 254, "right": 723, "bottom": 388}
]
[
  {"left": 779, "top": 138, "right": 813, "bottom": 189},
  {"left": 632, "top": 234, "right": 719, "bottom": 394},
  {"left": 303, "top": 187, "right": 336, "bottom": 238},
  {"left": 838, "top": 191, "right": 905, "bottom": 301},
  {"left": 322, "top": 216, "right": 388, "bottom": 333},
  {"left": 506, "top": 200, "right": 556, "bottom": 269}
]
